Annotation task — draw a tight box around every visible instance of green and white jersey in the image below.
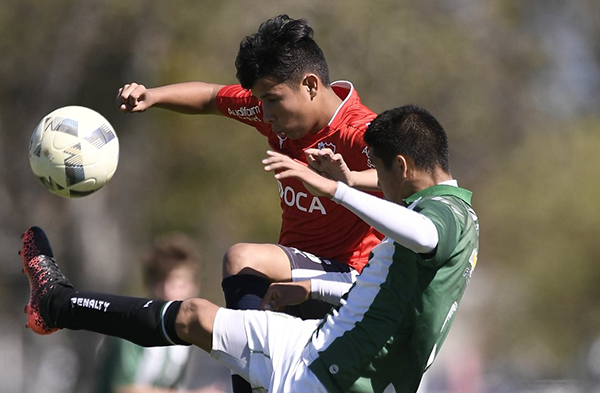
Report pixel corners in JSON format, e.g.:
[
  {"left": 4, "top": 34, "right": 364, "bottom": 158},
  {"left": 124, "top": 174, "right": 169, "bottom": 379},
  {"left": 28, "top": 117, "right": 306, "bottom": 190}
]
[
  {"left": 95, "top": 338, "right": 191, "bottom": 393},
  {"left": 306, "top": 184, "right": 479, "bottom": 393}
]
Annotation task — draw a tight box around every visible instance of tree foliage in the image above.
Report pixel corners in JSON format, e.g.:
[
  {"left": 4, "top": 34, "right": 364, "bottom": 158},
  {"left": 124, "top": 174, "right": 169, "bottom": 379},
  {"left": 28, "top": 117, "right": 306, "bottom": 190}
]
[{"left": 478, "top": 118, "right": 600, "bottom": 378}]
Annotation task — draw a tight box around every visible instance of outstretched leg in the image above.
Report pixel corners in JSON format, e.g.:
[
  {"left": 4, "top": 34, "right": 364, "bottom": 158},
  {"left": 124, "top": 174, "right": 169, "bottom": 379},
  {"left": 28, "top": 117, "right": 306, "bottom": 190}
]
[
  {"left": 20, "top": 226, "right": 215, "bottom": 350},
  {"left": 19, "top": 227, "right": 329, "bottom": 392},
  {"left": 175, "top": 298, "right": 219, "bottom": 352}
]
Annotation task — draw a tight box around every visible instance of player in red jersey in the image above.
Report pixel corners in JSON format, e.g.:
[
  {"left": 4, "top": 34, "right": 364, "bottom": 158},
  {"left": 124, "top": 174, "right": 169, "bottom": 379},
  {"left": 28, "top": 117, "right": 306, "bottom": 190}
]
[
  {"left": 117, "top": 15, "right": 382, "bottom": 393},
  {"left": 215, "top": 81, "right": 380, "bottom": 273}
]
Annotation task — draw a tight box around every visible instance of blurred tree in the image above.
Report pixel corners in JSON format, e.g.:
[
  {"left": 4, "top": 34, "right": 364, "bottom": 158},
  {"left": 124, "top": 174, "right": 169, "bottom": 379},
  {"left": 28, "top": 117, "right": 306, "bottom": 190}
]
[{"left": 478, "top": 118, "right": 600, "bottom": 380}]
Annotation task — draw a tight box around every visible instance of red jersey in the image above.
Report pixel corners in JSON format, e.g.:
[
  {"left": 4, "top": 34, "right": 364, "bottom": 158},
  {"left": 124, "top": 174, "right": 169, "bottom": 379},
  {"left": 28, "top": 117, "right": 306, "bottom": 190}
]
[{"left": 215, "top": 81, "right": 382, "bottom": 272}]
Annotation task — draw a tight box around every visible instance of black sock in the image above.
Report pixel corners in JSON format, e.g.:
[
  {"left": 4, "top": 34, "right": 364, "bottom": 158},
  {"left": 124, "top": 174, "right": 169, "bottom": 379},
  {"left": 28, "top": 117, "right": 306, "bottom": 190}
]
[
  {"left": 49, "top": 285, "right": 189, "bottom": 347},
  {"left": 221, "top": 274, "right": 271, "bottom": 310},
  {"left": 231, "top": 375, "right": 252, "bottom": 393},
  {"left": 221, "top": 274, "right": 270, "bottom": 393}
]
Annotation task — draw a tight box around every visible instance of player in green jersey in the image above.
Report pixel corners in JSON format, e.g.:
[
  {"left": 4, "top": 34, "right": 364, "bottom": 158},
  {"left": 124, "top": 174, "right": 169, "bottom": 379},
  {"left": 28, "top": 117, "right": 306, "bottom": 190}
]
[{"left": 20, "top": 104, "right": 478, "bottom": 392}]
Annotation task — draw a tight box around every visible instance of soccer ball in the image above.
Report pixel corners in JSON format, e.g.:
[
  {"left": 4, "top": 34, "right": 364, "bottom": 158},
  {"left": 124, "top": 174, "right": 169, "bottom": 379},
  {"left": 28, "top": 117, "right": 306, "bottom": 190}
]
[{"left": 29, "top": 106, "right": 119, "bottom": 198}]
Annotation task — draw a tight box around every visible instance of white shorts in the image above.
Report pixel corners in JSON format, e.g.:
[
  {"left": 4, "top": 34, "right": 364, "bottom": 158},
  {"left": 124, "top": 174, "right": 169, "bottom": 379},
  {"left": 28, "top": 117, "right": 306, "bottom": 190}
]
[{"left": 210, "top": 308, "right": 328, "bottom": 393}]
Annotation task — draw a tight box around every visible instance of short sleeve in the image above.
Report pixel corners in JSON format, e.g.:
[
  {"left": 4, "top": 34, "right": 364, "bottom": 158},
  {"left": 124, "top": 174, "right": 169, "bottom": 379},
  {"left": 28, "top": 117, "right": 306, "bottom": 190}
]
[{"left": 414, "top": 198, "right": 462, "bottom": 268}]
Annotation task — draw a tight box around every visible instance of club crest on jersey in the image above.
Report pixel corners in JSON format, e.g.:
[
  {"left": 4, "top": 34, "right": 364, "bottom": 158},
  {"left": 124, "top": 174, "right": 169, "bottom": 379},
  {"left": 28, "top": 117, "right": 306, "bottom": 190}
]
[{"left": 317, "top": 141, "right": 336, "bottom": 153}]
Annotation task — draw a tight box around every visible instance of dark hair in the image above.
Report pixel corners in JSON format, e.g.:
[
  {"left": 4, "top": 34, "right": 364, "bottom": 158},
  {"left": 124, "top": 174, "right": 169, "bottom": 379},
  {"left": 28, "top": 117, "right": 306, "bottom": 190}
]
[
  {"left": 235, "top": 14, "right": 330, "bottom": 89},
  {"left": 140, "top": 233, "right": 201, "bottom": 287},
  {"left": 364, "top": 105, "right": 450, "bottom": 174}
]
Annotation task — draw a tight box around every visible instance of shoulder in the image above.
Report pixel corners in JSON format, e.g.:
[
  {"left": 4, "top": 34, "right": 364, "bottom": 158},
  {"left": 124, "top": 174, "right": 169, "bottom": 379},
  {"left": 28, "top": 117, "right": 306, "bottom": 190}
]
[
  {"left": 215, "top": 84, "right": 268, "bottom": 130},
  {"left": 415, "top": 194, "right": 479, "bottom": 247},
  {"left": 415, "top": 195, "right": 469, "bottom": 223},
  {"left": 215, "top": 84, "right": 260, "bottom": 112},
  {"left": 412, "top": 196, "right": 472, "bottom": 241},
  {"left": 330, "top": 80, "right": 376, "bottom": 133},
  {"left": 216, "top": 84, "right": 250, "bottom": 98},
  {"left": 332, "top": 102, "right": 375, "bottom": 143}
]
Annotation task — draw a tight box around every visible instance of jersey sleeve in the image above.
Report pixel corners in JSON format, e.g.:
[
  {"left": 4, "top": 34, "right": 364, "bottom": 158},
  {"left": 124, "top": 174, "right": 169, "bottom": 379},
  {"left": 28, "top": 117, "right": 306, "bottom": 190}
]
[
  {"left": 215, "top": 84, "right": 271, "bottom": 135},
  {"left": 415, "top": 198, "right": 463, "bottom": 268},
  {"left": 332, "top": 182, "right": 438, "bottom": 254},
  {"left": 310, "top": 279, "right": 353, "bottom": 305}
]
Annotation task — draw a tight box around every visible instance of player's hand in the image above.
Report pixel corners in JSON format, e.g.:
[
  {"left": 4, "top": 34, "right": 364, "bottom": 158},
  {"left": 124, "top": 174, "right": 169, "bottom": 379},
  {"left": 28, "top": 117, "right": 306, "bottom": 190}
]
[
  {"left": 260, "top": 281, "right": 311, "bottom": 311},
  {"left": 116, "top": 82, "right": 153, "bottom": 113},
  {"left": 263, "top": 151, "right": 338, "bottom": 197},
  {"left": 304, "top": 148, "right": 354, "bottom": 186}
]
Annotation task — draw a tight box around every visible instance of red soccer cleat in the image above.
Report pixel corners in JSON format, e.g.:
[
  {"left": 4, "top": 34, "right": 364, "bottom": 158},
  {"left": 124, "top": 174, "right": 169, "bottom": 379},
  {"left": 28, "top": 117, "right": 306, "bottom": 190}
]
[{"left": 20, "top": 226, "right": 73, "bottom": 335}]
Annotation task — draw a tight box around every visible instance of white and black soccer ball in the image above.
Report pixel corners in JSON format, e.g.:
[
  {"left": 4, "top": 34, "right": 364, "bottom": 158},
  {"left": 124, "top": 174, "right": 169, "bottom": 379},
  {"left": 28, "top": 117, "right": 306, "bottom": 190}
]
[{"left": 29, "top": 106, "right": 119, "bottom": 198}]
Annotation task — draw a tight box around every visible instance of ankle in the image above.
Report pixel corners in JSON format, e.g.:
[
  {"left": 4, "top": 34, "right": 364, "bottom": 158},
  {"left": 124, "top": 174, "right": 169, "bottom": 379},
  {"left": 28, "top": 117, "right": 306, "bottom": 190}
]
[{"left": 49, "top": 284, "right": 76, "bottom": 328}]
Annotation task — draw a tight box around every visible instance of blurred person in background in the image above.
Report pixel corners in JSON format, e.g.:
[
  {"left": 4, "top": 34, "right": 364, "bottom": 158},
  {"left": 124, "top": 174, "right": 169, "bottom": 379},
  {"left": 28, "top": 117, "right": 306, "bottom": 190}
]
[{"left": 94, "top": 233, "right": 231, "bottom": 393}]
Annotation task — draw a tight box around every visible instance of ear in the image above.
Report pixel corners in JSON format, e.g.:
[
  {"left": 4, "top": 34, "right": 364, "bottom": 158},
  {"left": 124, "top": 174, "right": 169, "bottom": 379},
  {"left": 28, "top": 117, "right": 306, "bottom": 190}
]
[
  {"left": 302, "top": 74, "right": 319, "bottom": 99},
  {"left": 396, "top": 155, "right": 409, "bottom": 178}
]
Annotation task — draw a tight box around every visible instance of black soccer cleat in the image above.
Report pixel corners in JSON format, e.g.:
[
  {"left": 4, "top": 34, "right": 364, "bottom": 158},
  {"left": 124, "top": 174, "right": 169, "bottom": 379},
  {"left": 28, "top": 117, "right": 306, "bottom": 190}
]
[{"left": 20, "top": 226, "right": 73, "bottom": 335}]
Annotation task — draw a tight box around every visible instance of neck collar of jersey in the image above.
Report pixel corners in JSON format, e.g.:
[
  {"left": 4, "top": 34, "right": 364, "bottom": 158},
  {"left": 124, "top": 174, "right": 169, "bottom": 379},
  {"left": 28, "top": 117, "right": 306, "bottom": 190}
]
[
  {"left": 327, "top": 81, "right": 357, "bottom": 128},
  {"left": 404, "top": 183, "right": 473, "bottom": 206}
]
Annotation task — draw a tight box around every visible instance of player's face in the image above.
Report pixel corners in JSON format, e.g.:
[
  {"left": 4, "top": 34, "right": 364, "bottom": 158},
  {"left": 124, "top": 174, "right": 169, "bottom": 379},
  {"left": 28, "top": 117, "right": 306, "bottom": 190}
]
[
  {"left": 252, "top": 77, "right": 320, "bottom": 140},
  {"left": 371, "top": 152, "right": 407, "bottom": 205},
  {"left": 153, "top": 266, "right": 199, "bottom": 301}
]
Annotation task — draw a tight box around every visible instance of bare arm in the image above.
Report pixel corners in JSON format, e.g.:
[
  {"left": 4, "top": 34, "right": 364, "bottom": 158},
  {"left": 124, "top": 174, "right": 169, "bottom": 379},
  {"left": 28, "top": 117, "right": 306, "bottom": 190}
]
[
  {"left": 304, "top": 148, "right": 379, "bottom": 191},
  {"left": 117, "top": 82, "right": 224, "bottom": 115},
  {"left": 348, "top": 168, "right": 379, "bottom": 191},
  {"left": 259, "top": 281, "right": 311, "bottom": 311},
  {"left": 259, "top": 279, "right": 352, "bottom": 310}
]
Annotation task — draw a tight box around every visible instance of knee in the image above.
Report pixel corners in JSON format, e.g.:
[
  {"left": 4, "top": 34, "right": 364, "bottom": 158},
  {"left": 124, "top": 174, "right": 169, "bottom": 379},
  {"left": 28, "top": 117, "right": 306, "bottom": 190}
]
[
  {"left": 176, "top": 298, "right": 218, "bottom": 351},
  {"left": 222, "top": 243, "right": 290, "bottom": 281},
  {"left": 177, "top": 298, "right": 205, "bottom": 334},
  {"left": 222, "top": 243, "right": 256, "bottom": 277}
]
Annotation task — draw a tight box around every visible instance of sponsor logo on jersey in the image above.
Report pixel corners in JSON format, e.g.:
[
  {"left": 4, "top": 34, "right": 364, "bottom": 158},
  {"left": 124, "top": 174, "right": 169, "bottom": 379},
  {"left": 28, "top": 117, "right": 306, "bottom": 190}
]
[
  {"left": 277, "top": 133, "right": 287, "bottom": 149},
  {"left": 70, "top": 297, "right": 111, "bottom": 312},
  {"left": 362, "top": 146, "right": 375, "bottom": 168},
  {"left": 227, "top": 105, "right": 261, "bottom": 122},
  {"left": 277, "top": 180, "right": 327, "bottom": 214},
  {"left": 463, "top": 248, "right": 478, "bottom": 283}
]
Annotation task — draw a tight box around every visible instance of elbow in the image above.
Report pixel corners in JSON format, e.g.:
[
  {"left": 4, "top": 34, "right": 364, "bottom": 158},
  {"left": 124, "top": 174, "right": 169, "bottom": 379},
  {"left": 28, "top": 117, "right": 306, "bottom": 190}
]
[{"left": 411, "top": 222, "right": 439, "bottom": 254}]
